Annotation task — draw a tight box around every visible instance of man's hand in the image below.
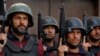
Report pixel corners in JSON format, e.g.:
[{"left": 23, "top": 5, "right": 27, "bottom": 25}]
[
  {"left": 82, "top": 36, "right": 91, "bottom": 52},
  {"left": 58, "top": 45, "right": 68, "bottom": 53},
  {"left": 58, "top": 38, "right": 68, "bottom": 56},
  {"left": 82, "top": 42, "right": 91, "bottom": 52},
  {"left": 43, "top": 45, "right": 47, "bottom": 51},
  {"left": 0, "top": 26, "right": 9, "bottom": 52},
  {"left": 0, "top": 33, "right": 7, "bottom": 52}
]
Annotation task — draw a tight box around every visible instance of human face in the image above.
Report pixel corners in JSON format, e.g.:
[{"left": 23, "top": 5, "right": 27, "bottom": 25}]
[
  {"left": 12, "top": 13, "right": 28, "bottom": 34},
  {"left": 89, "top": 26, "right": 100, "bottom": 40},
  {"left": 44, "top": 25, "right": 56, "bottom": 39},
  {"left": 66, "top": 29, "right": 82, "bottom": 46}
]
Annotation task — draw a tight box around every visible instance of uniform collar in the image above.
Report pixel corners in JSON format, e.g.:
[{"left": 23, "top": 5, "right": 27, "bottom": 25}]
[{"left": 7, "top": 33, "right": 29, "bottom": 41}]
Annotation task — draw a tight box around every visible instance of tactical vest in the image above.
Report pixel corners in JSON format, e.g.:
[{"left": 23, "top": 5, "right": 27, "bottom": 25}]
[
  {"left": 89, "top": 46, "right": 100, "bottom": 56},
  {"left": 4, "top": 36, "right": 39, "bottom": 56}
]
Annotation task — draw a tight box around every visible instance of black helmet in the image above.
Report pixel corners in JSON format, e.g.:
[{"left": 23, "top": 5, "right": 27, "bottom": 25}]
[
  {"left": 6, "top": 3, "right": 33, "bottom": 27},
  {"left": 87, "top": 16, "right": 100, "bottom": 34},
  {"left": 65, "top": 17, "right": 85, "bottom": 35},
  {"left": 42, "top": 16, "right": 59, "bottom": 33}
]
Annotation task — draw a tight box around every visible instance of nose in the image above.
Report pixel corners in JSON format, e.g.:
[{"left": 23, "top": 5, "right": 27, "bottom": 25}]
[
  {"left": 74, "top": 33, "right": 78, "bottom": 38},
  {"left": 48, "top": 28, "right": 52, "bottom": 33},
  {"left": 20, "top": 18, "right": 24, "bottom": 24},
  {"left": 96, "top": 28, "right": 100, "bottom": 34}
]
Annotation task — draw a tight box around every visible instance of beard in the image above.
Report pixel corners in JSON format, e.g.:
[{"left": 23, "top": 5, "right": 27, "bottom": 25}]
[
  {"left": 11, "top": 24, "right": 28, "bottom": 35},
  {"left": 89, "top": 35, "right": 100, "bottom": 42},
  {"left": 66, "top": 38, "right": 82, "bottom": 49},
  {"left": 67, "top": 41, "right": 81, "bottom": 49},
  {"left": 43, "top": 32, "right": 55, "bottom": 42},
  {"left": 44, "top": 36, "right": 54, "bottom": 42}
]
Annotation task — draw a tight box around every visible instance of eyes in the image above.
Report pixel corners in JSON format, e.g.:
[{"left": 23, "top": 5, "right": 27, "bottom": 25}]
[
  {"left": 13, "top": 13, "right": 29, "bottom": 21},
  {"left": 14, "top": 16, "right": 28, "bottom": 21},
  {"left": 93, "top": 26, "right": 100, "bottom": 31},
  {"left": 44, "top": 26, "right": 55, "bottom": 30},
  {"left": 69, "top": 29, "right": 82, "bottom": 34}
]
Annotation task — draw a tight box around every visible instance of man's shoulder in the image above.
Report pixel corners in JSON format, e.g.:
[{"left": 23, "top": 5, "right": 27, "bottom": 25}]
[{"left": 29, "top": 34, "right": 43, "bottom": 45}]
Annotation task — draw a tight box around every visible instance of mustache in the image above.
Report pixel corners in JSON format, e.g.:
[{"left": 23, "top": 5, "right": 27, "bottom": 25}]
[
  {"left": 18, "top": 24, "right": 26, "bottom": 28},
  {"left": 72, "top": 38, "right": 80, "bottom": 41},
  {"left": 72, "top": 39, "right": 79, "bottom": 41},
  {"left": 95, "top": 34, "right": 100, "bottom": 37}
]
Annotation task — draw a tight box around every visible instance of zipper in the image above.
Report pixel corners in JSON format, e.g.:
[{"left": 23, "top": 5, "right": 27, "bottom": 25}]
[{"left": 19, "top": 41, "right": 22, "bottom": 48}]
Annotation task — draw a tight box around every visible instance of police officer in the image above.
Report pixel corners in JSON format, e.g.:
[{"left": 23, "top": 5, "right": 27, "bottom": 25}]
[
  {"left": 42, "top": 16, "right": 59, "bottom": 56},
  {"left": 58, "top": 17, "right": 92, "bottom": 56},
  {"left": 86, "top": 16, "right": 100, "bottom": 56},
  {"left": 3, "top": 3, "right": 44, "bottom": 56}
]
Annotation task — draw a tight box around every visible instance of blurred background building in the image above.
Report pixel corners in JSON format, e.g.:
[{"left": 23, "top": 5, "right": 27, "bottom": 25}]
[{"left": 0, "top": 0, "right": 99, "bottom": 35}]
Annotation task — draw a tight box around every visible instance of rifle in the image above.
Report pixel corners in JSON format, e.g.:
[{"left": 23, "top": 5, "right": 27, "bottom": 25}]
[
  {"left": 83, "top": 10, "right": 87, "bottom": 31},
  {"left": 82, "top": 10, "right": 93, "bottom": 52},
  {"left": 82, "top": 10, "right": 88, "bottom": 42},
  {"left": 59, "top": 3, "right": 66, "bottom": 45},
  {"left": 37, "top": 11, "right": 43, "bottom": 40},
  {"left": 0, "top": 0, "right": 7, "bottom": 45}
]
